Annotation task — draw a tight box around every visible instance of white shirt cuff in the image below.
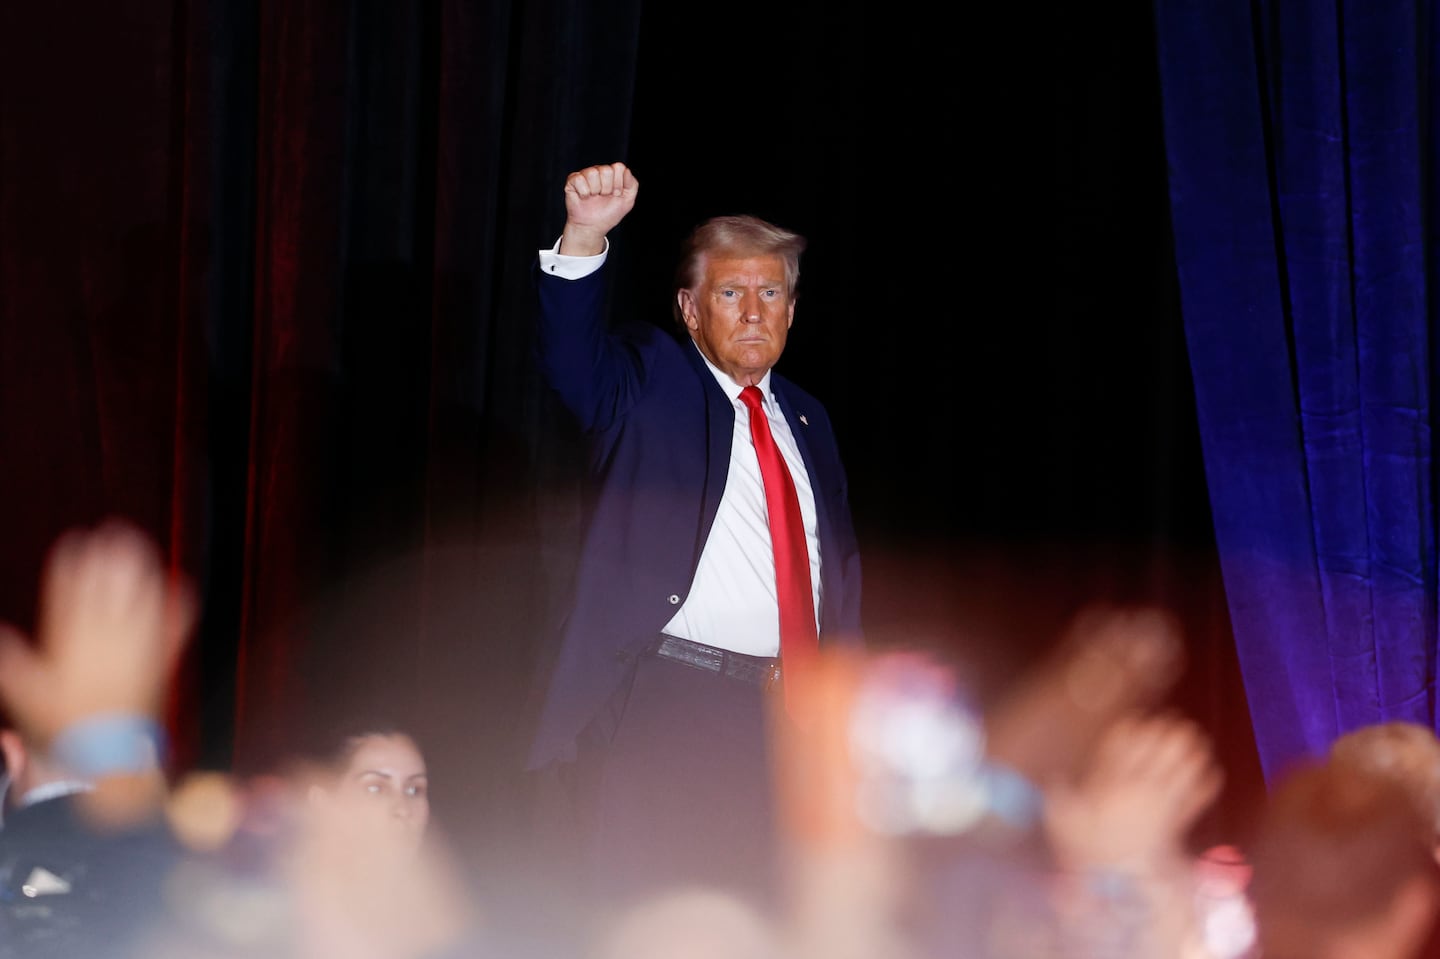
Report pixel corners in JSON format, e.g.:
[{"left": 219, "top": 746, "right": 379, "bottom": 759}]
[{"left": 538, "top": 235, "right": 608, "bottom": 279}]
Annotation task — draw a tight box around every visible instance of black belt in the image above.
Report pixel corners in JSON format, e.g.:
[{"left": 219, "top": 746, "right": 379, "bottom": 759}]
[{"left": 648, "top": 635, "right": 782, "bottom": 690}]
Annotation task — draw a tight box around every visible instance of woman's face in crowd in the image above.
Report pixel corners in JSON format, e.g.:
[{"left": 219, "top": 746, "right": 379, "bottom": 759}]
[{"left": 330, "top": 732, "right": 430, "bottom": 850}]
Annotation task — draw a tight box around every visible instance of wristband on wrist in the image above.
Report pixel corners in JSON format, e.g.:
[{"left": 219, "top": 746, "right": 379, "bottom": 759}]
[{"left": 50, "top": 714, "right": 165, "bottom": 779}]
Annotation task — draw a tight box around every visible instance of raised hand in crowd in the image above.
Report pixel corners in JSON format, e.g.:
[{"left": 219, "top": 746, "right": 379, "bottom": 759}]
[
  {"left": 983, "top": 603, "right": 1186, "bottom": 794},
  {"left": 1042, "top": 711, "right": 1225, "bottom": 959},
  {"left": 0, "top": 519, "right": 195, "bottom": 828}
]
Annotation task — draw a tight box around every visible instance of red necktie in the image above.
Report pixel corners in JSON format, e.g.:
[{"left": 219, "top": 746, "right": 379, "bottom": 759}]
[{"left": 740, "top": 385, "right": 818, "bottom": 716}]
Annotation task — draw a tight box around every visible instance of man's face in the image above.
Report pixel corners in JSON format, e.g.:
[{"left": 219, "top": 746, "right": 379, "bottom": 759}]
[{"left": 678, "top": 254, "right": 795, "bottom": 387}]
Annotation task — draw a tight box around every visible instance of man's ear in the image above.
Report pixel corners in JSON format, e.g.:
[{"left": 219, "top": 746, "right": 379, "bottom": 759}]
[{"left": 677, "top": 290, "right": 699, "bottom": 330}]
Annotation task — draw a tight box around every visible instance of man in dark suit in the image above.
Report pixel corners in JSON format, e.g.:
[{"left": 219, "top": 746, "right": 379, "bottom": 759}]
[{"left": 525, "top": 161, "right": 864, "bottom": 922}]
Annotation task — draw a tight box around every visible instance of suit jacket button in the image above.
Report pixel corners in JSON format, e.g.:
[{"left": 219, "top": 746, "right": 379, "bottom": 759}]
[{"left": 667, "top": 594, "right": 680, "bottom": 605}]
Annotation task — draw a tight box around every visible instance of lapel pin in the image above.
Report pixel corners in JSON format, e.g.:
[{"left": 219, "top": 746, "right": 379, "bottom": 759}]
[{"left": 799, "top": 414, "right": 808, "bottom": 425}]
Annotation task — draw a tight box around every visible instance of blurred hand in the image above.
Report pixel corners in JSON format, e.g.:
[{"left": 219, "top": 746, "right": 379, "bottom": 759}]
[
  {"left": 985, "top": 604, "right": 1186, "bottom": 790},
  {"left": 1043, "top": 711, "right": 1223, "bottom": 873},
  {"left": 0, "top": 519, "right": 195, "bottom": 749}
]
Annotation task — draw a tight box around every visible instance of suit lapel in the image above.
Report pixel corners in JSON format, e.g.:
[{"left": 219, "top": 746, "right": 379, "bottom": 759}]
[
  {"left": 772, "top": 377, "right": 819, "bottom": 487},
  {"left": 684, "top": 341, "right": 736, "bottom": 556}
]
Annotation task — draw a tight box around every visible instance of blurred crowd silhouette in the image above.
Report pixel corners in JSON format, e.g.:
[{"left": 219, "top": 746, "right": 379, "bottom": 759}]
[{"left": 5, "top": 520, "right": 1440, "bottom": 957}]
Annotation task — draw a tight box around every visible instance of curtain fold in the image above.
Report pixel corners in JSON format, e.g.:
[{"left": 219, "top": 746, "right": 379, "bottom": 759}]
[
  {"left": 1154, "top": 0, "right": 1435, "bottom": 779},
  {"left": 233, "top": 0, "right": 351, "bottom": 774}
]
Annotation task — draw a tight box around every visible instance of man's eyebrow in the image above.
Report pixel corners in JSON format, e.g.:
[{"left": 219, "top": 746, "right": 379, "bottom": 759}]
[{"left": 713, "top": 277, "right": 786, "bottom": 287}]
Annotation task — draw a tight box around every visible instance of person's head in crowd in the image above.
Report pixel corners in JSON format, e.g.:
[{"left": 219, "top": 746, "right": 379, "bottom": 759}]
[
  {"left": 1249, "top": 757, "right": 1440, "bottom": 959},
  {"left": 1329, "top": 720, "right": 1440, "bottom": 854},
  {"left": 301, "top": 717, "right": 430, "bottom": 857},
  {"left": 281, "top": 716, "right": 478, "bottom": 959}
]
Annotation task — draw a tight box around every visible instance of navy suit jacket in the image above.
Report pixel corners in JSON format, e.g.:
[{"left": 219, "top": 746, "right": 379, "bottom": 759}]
[{"left": 526, "top": 260, "right": 864, "bottom": 769}]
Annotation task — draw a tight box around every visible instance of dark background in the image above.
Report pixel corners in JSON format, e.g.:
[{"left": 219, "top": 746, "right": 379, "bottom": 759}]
[{"left": 0, "top": 0, "right": 1264, "bottom": 870}]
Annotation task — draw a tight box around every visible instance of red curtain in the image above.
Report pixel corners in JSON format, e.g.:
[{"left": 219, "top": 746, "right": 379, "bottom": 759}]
[{"left": 0, "top": 1, "right": 212, "bottom": 763}]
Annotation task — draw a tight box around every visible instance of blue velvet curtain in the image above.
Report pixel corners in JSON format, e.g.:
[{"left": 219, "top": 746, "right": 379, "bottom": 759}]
[{"left": 1153, "top": 1, "right": 1437, "bottom": 780}]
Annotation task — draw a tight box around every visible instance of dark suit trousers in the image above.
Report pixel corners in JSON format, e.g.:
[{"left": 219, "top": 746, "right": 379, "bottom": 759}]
[{"left": 581, "top": 645, "right": 783, "bottom": 915}]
